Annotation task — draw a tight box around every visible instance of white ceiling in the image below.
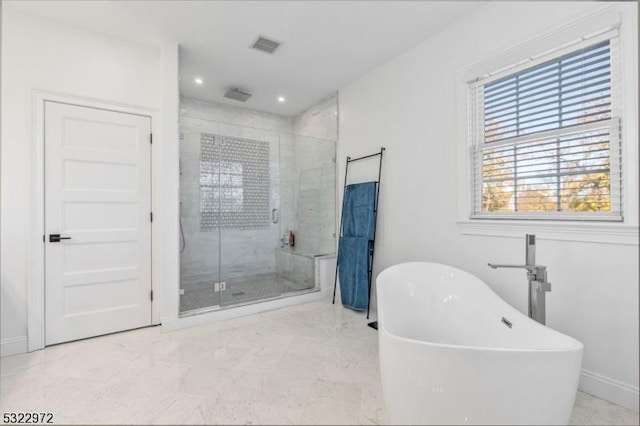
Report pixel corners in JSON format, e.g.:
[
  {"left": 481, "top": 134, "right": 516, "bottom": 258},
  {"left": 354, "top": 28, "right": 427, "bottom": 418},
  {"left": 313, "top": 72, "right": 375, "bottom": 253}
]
[{"left": 6, "top": 1, "right": 486, "bottom": 116}]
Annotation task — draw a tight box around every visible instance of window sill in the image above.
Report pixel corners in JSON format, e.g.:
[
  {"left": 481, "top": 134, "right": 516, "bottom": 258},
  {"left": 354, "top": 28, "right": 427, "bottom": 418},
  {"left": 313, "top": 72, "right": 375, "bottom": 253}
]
[{"left": 456, "top": 219, "right": 638, "bottom": 245}]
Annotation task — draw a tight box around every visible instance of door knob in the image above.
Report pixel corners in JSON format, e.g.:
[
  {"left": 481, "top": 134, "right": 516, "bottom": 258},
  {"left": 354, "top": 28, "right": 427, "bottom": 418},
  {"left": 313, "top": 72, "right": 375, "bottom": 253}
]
[{"left": 49, "top": 234, "right": 71, "bottom": 243}]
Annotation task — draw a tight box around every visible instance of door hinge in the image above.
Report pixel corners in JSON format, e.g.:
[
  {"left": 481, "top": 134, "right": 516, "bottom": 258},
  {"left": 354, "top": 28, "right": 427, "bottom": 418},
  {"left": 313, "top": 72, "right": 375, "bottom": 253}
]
[
  {"left": 43, "top": 234, "right": 45, "bottom": 243},
  {"left": 150, "top": 212, "right": 153, "bottom": 222},
  {"left": 150, "top": 290, "right": 154, "bottom": 301},
  {"left": 150, "top": 133, "right": 153, "bottom": 144}
]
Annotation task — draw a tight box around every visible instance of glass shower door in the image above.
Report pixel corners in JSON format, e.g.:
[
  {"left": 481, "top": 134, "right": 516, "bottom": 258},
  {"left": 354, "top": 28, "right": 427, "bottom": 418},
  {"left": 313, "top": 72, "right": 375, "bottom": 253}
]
[
  {"left": 179, "top": 116, "right": 221, "bottom": 313},
  {"left": 218, "top": 123, "right": 283, "bottom": 307},
  {"left": 179, "top": 117, "right": 336, "bottom": 313}
]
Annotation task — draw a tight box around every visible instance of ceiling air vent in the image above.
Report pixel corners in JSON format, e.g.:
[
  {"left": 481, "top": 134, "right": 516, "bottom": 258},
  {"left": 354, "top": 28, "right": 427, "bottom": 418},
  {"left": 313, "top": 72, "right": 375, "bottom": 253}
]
[
  {"left": 251, "top": 36, "right": 281, "bottom": 54},
  {"left": 224, "top": 88, "right": 252, "bottom": 102}
]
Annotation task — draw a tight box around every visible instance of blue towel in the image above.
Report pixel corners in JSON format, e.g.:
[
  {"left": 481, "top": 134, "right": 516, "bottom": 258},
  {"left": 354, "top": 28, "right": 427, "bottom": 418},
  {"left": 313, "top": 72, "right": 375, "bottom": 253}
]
[
  {"left": 342, "top": 182, "right": 377, "bottom": 239},
  {"left": 338, "top": 237, "right": 371, "bottom": 311}
]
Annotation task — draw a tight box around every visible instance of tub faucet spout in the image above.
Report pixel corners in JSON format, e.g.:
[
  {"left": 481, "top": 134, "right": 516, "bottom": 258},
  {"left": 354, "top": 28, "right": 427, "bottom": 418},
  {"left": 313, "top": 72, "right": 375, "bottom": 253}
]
[
  {"left": 488, "top": 264, "right": 548, "bottom": 284},
  {"left": 488, "top": 234, "right": 551, "bottom": 325},
  {"left": 488, "top": 263, "right": 527, "bottom": 269}
]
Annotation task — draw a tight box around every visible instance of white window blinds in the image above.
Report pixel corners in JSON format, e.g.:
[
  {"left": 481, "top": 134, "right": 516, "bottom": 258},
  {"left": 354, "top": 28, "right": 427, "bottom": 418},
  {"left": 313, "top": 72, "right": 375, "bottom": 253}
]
[{"left": 468, "top": 29, "right": 622, "bottom": 221}]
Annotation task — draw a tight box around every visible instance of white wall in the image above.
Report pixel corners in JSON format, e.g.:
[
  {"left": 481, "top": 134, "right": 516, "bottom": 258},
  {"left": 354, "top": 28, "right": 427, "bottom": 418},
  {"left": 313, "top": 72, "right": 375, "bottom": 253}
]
[
  {"left": 0, "top": 9, "right": 163, "bottom": 356},
  {"left": 339, "top": 1, "right": 638, "bottom": 411}
]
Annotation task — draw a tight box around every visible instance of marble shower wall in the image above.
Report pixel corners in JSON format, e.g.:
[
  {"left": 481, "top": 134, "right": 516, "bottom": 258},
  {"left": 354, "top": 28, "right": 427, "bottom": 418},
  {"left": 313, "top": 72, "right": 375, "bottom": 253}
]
[
  {"left": 179, "top": 96, "right": 337, "bottom": 291},
  {"left": 180, "top": 97, "right": 294, "bottom": 134},
  {"left": 292, "top": 95, "right": 338, "bottom": 141},
  {"left": 290, "top": 136, "right": 336, "bottom": 255},
  {"left": 291, "top": 95, "right": 338, "bottom": 255}
]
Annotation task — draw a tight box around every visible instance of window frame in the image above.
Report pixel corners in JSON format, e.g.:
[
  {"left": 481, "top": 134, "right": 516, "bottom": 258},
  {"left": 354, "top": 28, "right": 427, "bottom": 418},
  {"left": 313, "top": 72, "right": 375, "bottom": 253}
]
[
  {"left": 454, "top": 5, "right": 638, "bottom": 244},
  {"left": 469, "top": 30, "right": 621, "bottom": 221}
]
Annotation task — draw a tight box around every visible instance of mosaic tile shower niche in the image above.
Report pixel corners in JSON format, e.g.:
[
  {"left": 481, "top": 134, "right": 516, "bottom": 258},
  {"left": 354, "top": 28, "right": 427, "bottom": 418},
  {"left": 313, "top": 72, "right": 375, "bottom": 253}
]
[{"left": 200, "top": 133, "right": 270, "bottom": 230}]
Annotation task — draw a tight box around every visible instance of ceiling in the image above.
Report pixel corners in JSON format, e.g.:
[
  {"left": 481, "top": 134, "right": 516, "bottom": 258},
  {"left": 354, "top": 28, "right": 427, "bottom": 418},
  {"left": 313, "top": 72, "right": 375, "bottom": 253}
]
[{"left": 6, "top": 1, "right": 486, "bottom": 116}]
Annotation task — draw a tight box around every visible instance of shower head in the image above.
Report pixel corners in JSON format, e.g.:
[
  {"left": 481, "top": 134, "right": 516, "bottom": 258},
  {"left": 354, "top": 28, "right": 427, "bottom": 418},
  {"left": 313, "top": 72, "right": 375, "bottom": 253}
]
[{"left": 224, "top": 88, "right": 252, "bottom": 102}]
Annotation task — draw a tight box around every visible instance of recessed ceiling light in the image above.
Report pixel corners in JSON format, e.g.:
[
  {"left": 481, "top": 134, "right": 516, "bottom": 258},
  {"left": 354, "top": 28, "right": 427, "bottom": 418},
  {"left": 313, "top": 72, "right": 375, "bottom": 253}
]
[
  {"left": 194, "top": 77, "right": 203, "bottom": 85},
  {"left": 277, "top": 96, "right": 286, "bottom": 103}
]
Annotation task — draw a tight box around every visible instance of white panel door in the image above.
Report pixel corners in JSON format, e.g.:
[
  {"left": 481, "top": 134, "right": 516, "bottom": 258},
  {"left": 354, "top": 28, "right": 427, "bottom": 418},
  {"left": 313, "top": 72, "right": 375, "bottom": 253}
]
[{"left": 44, "top": 101, "right": 152, "bottom": 345}]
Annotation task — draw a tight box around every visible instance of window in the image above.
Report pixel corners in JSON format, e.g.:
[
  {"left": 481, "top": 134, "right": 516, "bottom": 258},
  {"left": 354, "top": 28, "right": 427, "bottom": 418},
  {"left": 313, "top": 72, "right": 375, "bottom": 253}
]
[{"left": 468, "top": 29, "right": 622, "bottom": 221}]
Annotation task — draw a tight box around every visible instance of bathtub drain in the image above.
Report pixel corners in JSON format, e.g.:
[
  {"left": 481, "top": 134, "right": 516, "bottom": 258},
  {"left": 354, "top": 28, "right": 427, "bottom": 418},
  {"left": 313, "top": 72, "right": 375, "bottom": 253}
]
[{"left": 501, "top": 317, "right": 513, "bottom": 328}]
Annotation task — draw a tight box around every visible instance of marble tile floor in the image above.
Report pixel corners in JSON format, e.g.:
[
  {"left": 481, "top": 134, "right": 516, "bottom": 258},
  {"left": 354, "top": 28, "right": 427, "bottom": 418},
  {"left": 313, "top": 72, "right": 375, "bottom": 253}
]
[{"left": 1, "top": 301, "right": 638, "bottom": 425}]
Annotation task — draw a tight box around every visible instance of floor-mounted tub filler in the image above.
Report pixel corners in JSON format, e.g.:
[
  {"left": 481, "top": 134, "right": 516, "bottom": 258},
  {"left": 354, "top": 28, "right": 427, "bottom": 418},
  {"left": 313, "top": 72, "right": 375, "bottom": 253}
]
[{"left": 377, "top": 262, "right": 583, "bottom": 425}]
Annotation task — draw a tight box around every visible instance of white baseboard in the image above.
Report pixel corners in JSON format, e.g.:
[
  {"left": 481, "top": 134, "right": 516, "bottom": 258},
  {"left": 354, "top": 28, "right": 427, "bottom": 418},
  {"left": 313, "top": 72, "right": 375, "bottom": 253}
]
[
  {"left": 1, "top": 336, "right": 28, "bottom": 357},
  {"left": 580, "top": 368, "right": 639, "bottom": 412}
]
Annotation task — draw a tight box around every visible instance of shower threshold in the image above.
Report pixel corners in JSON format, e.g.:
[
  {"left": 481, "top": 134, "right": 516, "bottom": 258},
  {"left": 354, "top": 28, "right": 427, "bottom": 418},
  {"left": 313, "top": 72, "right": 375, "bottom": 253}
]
[{"left": 179, "top": 274, "right": 319, "bottom": 316}]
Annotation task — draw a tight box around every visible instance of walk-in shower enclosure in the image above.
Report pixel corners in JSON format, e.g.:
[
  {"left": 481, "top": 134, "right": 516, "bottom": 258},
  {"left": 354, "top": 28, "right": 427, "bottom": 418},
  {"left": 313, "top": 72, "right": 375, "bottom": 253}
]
[{"left": 178, "top": 97, "right": 337, "bottom": 314}]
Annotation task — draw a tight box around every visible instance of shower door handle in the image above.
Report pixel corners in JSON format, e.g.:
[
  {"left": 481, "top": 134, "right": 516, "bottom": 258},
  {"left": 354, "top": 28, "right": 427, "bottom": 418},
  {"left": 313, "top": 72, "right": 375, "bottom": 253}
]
[{"left": 272, "top": 208, "right": 279, "bottom": 224}]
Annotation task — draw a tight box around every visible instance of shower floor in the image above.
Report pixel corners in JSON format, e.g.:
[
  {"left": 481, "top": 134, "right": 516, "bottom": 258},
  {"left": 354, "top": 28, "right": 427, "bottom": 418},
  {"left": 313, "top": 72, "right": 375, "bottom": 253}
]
[{"left": 180, "top": 273, "right": 315, "bottom": 313}]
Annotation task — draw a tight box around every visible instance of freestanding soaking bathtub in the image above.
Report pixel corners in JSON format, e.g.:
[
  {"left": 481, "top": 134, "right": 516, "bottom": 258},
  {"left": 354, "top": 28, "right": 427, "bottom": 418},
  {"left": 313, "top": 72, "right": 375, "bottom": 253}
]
[{"left": 377, "top": 262, "right": 583, "bottom": 425}]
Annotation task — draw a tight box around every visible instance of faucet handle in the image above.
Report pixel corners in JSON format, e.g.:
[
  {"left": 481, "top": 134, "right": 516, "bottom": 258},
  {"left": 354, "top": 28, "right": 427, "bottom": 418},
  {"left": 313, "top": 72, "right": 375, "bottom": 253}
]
[
  {"left": 536, "top": 281, "right": 552, "bottom": 292},
  {"left": 528, "top": 266, "right": 550, "bottom": 291},
  {"left": 531, "top": 275, "right": 551, "bottom": 292}
]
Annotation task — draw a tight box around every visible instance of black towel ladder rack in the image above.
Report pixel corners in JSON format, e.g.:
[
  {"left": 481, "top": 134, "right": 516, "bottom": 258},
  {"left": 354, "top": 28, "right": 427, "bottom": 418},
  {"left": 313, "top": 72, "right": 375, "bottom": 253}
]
[{"left": 332, "top": 146, "right": 385, "bottom": 330}]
